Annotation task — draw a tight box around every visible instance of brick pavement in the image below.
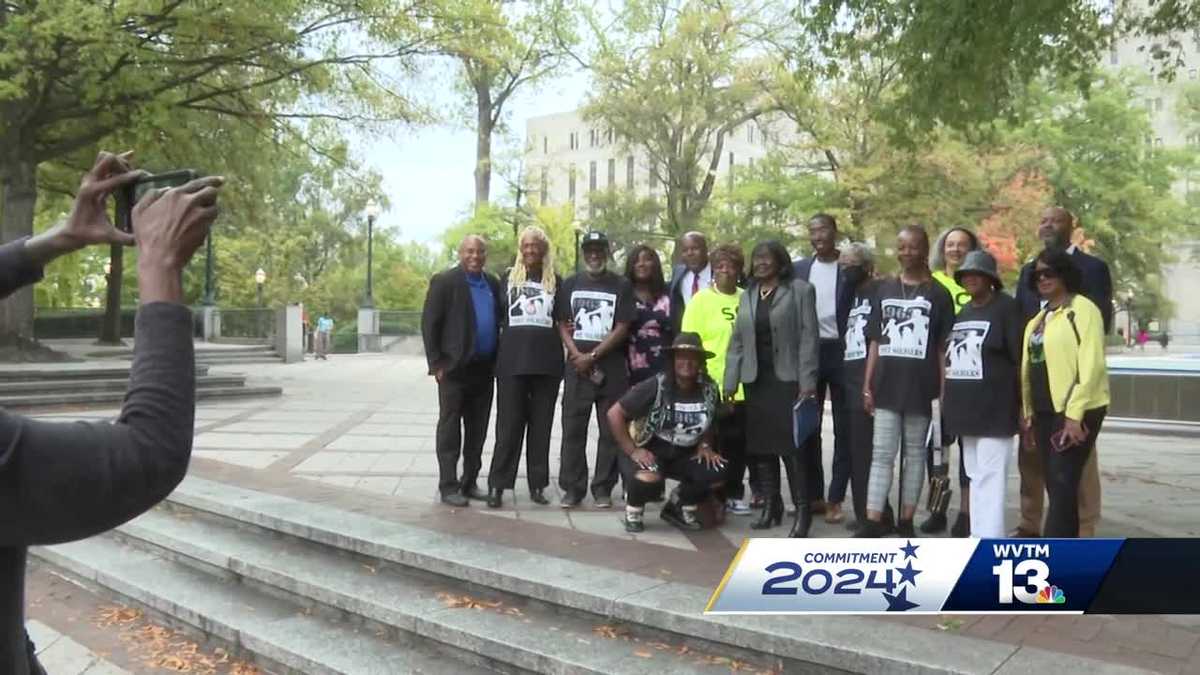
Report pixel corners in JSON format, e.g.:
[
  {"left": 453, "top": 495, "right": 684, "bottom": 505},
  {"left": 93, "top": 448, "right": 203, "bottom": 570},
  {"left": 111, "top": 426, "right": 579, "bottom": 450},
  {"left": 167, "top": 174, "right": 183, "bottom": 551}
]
[{"left": 31, "top": 351, "right": 1200, "bottom": 673}]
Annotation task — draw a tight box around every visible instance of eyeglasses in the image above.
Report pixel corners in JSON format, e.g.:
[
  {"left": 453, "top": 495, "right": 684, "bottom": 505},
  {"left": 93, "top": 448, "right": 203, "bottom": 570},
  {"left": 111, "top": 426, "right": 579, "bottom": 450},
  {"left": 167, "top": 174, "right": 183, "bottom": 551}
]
[{"left": 1033, "top": 269, "right": 1060, "bottom": 281}]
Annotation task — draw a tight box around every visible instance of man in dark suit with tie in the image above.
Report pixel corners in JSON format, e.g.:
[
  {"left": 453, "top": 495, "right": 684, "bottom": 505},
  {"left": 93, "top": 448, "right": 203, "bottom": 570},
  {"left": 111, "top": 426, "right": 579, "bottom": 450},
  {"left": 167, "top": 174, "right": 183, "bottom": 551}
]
[
  {"left": 668, "top": 232, "right": 712, "bottom": 331},
  {"left": 422, "top": 235, "right": 503, "bottom": 507},
  {"left": 1014, "top": 206, "right": 1113, "bottom": 537},
  {"left": 792, "top": 213, "right": 856, "bottom": 523}
]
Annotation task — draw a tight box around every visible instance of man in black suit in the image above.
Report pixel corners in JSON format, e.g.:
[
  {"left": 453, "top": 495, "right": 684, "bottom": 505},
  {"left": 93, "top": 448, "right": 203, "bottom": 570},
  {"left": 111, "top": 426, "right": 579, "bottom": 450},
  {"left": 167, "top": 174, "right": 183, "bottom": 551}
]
[
  {"left": 1014, "top": 206, "right": 1113, "bottom": 537},
  {"left": 421, "top": 235, "right": 503, "bottom": 507},
  {"left": 668, "top": 231, "right": 711, "bottom": 331},
  {"left": 792, "top": 213, "right": 856, "bottom": 522}
]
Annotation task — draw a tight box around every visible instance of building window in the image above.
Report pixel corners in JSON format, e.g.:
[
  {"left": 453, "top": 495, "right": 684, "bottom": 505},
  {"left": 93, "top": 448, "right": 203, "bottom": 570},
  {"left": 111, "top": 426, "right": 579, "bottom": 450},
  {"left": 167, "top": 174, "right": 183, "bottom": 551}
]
[
  {"left": 1191, "top": 69, "right": 1198, "bottom": 80},
  {"left": 543, "top": 136, "right": 548, "bottom": 154},
  {"left": 748, "top": 126, "right": 755, "bottom": 143},
  {"left": 608, "top": 158, "right": 616, "bottom": 188},
  {"left": 1155, "top": 137, "right": 1164, "bottom": 147},
  {"left": 568, "top": 165, "right": 576, "bottom": 203},
  {"left": 648, "top": 166, "right": 657, "bottom": 193},
  {"left": 728, "top": 152, "right": 735, "bottom": 190},
  {"left": 626, "top": 156, "right": 635, "bottom": 190},
  {"left": 569, "top": 132, "right": 577, "bottom": 150},
  {"left": 589, "top": 160, "right": 597, "bottom": 193},
  {"left": 748, "top": 157, "right": 755, "bottom": 169},
  {"left": 539, "top": 167, "right": 548, "bottom": 204},
  {"left": 1155, "top": 98, "right": 1164, "bottom": 112},
  {"left": 605, "top": 128, "right": 613, "bottom": 144},
  {"left": 589, "top": 129, "right": 596, "bottom": 147},
  {"left": 1110, "top": 49, "right": 1118, "bottom": 65}
]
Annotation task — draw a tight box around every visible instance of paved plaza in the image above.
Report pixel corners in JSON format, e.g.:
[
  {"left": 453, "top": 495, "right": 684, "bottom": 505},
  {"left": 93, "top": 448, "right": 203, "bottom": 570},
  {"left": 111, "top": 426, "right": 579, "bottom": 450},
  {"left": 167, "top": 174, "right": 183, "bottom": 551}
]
[{"left": 27, "top": 350, "right": 1200, "bottom": 673}]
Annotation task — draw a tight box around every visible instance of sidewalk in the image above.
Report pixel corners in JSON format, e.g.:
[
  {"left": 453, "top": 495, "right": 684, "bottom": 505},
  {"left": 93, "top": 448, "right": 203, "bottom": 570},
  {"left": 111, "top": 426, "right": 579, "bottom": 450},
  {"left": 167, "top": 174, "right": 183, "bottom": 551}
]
[{"left": 28, "top": 352, "right": 1200, "bottom": 673}]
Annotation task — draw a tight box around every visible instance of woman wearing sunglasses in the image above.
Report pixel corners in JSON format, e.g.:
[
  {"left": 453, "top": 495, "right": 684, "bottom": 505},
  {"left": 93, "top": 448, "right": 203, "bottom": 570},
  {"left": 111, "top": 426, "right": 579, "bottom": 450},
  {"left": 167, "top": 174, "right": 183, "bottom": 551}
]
[{"left": 1021, "top": 248, "right": 1109, "bottom": 538}]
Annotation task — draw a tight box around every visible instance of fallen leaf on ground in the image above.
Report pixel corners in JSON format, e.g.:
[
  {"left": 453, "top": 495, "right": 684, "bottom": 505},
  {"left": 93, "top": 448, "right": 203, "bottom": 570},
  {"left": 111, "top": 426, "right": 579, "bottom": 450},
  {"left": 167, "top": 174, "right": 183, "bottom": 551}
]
[{"left": 634, "top": 650, "right": 654, "bottom": 658}]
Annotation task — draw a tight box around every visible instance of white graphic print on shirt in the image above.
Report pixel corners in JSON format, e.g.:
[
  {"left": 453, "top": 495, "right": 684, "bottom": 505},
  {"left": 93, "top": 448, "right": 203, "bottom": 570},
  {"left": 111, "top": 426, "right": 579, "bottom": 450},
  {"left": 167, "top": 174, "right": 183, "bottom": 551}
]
[
  {"left": 656, "top": 401, "right": 709, "bottom": 446},
  {"left": 571, "top": 290, "right": 617, "bottom": 342},
  {"left": 844, "top": 297, "right": 871, "bottom": 361},
  {"left": 879, "top": 297, "right": 933, "bottom": 359},
  {"left": 508, "top": 281, "right": 554, "bottom": 328},
  {"left": 946, "top": 320, "right": 990, "bottom": 380}
]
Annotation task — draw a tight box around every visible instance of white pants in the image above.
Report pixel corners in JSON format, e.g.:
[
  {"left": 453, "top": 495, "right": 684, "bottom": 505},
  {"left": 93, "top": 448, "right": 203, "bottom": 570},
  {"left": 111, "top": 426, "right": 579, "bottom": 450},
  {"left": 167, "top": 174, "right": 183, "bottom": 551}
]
[{"left": 962, "top": 436, "right": 1015, "bottom": 538}]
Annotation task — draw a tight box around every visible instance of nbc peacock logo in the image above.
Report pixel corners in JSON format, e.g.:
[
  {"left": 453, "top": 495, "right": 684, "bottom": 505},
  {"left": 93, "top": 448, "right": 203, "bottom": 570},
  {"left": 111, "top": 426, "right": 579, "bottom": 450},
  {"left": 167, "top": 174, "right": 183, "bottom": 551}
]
[{"left": 1036, "top": 585, "right": 1066, "bottom": 604}]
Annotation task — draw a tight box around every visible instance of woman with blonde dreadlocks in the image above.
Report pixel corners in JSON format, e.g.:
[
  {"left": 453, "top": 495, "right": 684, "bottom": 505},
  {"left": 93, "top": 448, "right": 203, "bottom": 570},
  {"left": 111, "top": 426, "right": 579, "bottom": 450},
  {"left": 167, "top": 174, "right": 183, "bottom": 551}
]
[{"left": 487, "top": 226, "right": 564, "bottom": 508}]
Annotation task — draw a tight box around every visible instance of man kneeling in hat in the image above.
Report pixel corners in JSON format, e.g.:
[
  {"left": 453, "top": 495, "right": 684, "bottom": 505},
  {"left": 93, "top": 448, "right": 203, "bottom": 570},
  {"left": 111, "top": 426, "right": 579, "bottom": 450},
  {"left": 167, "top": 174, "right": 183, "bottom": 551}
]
[{"left": 607, "top": 332, "right": 728, "bottom": 532}]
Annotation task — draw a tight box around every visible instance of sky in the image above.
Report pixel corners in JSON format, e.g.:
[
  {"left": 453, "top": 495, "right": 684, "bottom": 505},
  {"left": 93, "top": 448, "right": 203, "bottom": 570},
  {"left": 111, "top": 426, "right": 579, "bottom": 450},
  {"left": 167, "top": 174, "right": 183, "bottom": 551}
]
[{"left": 354, "top": 67, "right": 591, "bottom": 249}]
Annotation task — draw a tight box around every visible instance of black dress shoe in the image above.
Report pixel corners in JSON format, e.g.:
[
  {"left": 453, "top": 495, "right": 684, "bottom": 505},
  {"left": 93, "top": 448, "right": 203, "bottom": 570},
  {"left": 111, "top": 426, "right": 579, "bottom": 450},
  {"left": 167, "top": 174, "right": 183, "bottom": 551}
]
[
  {"left": 486, "top": 488, "right": 503, "bottom": 508},
  {"left": 460, "top": 484, "right": 488, "bottom": 501},
  {"left": 528, "top": 488, "right": 549, "bottom": 505},
  {"left": 852, "top": 519, "right": 887, "bottom": 538},
  {"left": 919, "top": 511, "right": 947, "bottom": 534},
  {"left": 896, "top": 520, "right": 917, "bottom": 538},
  {"left": 440, "top": 493, "right": 469, "bottom": 507},
  {"left": 950, "top": 512, "right": 970, "bottom": 537}
]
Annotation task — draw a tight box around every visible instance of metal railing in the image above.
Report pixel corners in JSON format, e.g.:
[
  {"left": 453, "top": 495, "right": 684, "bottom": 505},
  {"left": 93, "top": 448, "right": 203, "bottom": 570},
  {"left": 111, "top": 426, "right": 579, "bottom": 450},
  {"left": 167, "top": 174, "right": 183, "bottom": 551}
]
[
  {"left": 217, "top": 308, "right": 274, "bottom": 340},
  {"left": 378, "top": 310, "right": 421, "bottom": 337}
]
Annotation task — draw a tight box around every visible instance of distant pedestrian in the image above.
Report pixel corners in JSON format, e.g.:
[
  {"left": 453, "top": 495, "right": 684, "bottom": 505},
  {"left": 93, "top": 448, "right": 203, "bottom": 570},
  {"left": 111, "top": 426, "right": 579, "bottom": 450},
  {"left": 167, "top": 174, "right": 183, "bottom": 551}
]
[
  {"left": 315, "top": 313, "right": 334, "bottom": 359},
  {"left": 421, "top": 235, "right": 502, "bottom": 507}
]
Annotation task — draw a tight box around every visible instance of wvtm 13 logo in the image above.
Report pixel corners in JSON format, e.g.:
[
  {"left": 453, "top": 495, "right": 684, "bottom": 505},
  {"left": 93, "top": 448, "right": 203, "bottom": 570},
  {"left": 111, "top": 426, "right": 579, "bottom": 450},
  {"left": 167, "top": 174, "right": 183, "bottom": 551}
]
[{"left": 991, "top": 542, "right": 1065, "bottom": 605}]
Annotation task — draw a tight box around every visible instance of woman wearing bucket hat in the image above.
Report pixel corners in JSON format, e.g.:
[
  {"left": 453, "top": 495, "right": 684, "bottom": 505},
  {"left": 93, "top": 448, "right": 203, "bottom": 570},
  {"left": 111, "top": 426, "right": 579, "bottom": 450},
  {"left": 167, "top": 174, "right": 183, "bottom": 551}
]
[
  {"left": 942, "top": 250, "right": 1022, "bottom": 538},
  {"left": 608, "top": 332, "right": 727, "bottom": 533}
]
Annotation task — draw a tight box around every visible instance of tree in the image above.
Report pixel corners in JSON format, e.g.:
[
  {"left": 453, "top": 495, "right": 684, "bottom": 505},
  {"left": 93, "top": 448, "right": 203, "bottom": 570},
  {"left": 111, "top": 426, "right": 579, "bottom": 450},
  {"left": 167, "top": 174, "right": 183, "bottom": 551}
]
[
  {"left": 793, "top": 0, "right": 1200, "bottom": 135},
  {"left": 576, "top": 0, "right": 787, "bottom": 234},
  {"left": 434, "top": 0, "right": 574, "bottom": 209},
  {"left": 0, "top": 0, "right": 428, "bottom": 345}
]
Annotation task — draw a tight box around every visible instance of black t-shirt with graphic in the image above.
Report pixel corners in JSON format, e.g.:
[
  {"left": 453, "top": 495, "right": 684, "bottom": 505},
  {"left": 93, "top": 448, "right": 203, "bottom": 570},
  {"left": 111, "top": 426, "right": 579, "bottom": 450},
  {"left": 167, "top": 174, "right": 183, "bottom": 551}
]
[
  {"left": 943, "top": 292, "right": 1022, "bottom": 437},
  {"left": 842, "top": 281, "right": 876, "bottom": 412},
  {"left": 554, "top": 270, "right": 637, "bottom": 384},
  {"left": 497, "top": 271, "right": 564, "bottom": 377},
  {"left": 619, "top": 377, "right": 711, "bottom": 449},
  {"left": 1028, "top": 318, "right": 1055, "bottom": 414},
  {"left": 867, "top": 277, "right": 955, "bottom": 415}
]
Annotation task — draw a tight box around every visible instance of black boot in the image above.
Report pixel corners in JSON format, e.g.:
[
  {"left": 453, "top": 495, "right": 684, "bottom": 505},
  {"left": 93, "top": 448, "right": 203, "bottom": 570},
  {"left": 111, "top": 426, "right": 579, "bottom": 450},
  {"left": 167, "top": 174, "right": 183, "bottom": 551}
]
[
  {"left": 785, "top": 455, "right": 811, "bottom": 538},
  {"left": 919, "top": 511, "right": 947, "bottom": 534},
  {"left": 951, "top": 512, "right": 970, "bottom": 537},
  {"left": 751, "top": 459, "right": 783, "bottom": 530},
  {"left": 486, "top": 488, "right": 503, "bottom": 508},
  {"left": 528, "top": 488, "right": 549, "bottom": 505},
  {"left": 853, "top": 518, "right": 888, "bottom": 538}
]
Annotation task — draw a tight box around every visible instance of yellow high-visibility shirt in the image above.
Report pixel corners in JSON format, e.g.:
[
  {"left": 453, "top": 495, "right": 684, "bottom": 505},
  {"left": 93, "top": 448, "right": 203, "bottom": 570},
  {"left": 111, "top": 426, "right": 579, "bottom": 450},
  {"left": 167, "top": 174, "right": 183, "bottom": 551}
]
[{"left": 682, "top": 287, "right": 744, "bottom": 402}]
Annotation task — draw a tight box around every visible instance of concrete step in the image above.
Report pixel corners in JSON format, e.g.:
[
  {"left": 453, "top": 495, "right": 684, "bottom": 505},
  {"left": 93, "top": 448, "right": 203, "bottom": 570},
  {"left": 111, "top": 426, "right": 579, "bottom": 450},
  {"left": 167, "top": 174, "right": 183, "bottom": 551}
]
[
  {"left": 115, "top": 477, "right": 1150, "bottom": 675},
  {"left": 107, "top": 506, "right": 771, "bottom": 675},
  {"left": 36, "top": 537, "right": 499, "bottom": 675},
  {"left": 88, "top": 345, "right": 277, "bottom": 358},
  {"left": 0, "top": 374, "right": 246, "bottom": 395},
  {"left": 193, "top": 354, "right": 283, "bottom": 364},
  {"left": 26, "top": 620, "right": 131, "bottom": 675},
  {"left": 0, "top": 365, "right": 210, "bottom": 382},
  {"left": 0, "top": 385, "right": 281, "bottom": 410}
]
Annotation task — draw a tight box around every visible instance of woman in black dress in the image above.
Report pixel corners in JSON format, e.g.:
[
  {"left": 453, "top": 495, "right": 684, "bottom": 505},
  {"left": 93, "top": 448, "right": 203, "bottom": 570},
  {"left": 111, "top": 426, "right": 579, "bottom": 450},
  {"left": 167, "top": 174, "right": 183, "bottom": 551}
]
[{"left": 724, "top": 241, "right": 820, "bottom": 537}]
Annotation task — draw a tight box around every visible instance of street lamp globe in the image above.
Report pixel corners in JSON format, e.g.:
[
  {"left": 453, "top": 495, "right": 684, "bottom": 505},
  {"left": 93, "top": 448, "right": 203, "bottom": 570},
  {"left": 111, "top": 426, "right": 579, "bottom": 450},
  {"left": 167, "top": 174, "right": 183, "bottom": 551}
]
[
  {"left": 365, "top": 200, "right": 381, "bottom": 220},
  {"left": 255, "top": 268, "right": 266, "bottom": 285}
]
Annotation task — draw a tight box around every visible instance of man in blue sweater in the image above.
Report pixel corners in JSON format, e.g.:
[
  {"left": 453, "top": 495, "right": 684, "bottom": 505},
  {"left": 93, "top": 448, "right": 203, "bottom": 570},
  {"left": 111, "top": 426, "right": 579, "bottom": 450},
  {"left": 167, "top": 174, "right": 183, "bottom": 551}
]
[{"left": 1013, "top": 207, "right": 1113, "bottom": 537}]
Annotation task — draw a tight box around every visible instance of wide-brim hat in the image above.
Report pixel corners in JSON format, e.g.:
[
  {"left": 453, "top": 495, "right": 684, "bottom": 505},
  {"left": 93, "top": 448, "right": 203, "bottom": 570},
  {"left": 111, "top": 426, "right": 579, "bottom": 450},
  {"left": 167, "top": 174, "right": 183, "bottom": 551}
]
[
  {"left": 954, "top": 250, "right": 1002, "bottom": 289},
  {"left": 666, "top": 331, "right": 715, "bottom": 359}
]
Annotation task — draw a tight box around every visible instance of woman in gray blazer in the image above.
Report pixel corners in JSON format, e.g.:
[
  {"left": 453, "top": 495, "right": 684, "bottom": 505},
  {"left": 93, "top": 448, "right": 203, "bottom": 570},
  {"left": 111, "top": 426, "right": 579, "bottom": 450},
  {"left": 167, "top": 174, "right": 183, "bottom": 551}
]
[{"left": 724, "top": 240, "right": 820, "bottom": 537}]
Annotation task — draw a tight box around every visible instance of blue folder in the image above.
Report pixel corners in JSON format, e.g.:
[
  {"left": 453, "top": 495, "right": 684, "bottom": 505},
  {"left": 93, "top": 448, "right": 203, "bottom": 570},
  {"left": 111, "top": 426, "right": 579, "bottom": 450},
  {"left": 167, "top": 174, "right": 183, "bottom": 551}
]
[{"left": 792, "top": 397, "right": 822, "bottom": 448}]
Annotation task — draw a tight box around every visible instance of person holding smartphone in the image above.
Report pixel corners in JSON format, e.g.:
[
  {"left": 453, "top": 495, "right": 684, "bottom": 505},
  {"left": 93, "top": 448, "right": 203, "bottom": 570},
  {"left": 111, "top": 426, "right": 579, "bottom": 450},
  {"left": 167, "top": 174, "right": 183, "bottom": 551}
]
[
  {"left": 608, "top": 333, "right": 727, "bottom": 533},
  {"left": 1021, "top": 248, "right": 1109, "bottom": 538}
]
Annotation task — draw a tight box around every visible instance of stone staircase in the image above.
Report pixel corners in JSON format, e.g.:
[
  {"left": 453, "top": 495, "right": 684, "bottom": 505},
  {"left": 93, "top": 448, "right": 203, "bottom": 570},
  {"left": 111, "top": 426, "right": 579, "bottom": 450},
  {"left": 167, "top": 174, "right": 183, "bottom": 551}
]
[
  {"left": 88, "top": 343, "right": 286, "bottom": 366},
  {"left": 0, "top": 365, "right": 281, "bottom": 409},
  {"left": 30, "top": 477, "right": 1149, "bottom": 675}
]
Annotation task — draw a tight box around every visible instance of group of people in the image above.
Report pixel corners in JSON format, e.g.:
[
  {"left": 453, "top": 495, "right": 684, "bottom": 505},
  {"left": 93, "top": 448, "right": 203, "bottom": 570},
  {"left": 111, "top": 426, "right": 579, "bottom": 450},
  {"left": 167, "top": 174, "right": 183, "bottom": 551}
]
[{"left": 421, "top": 205, "right": 1112, "bottom": 540}]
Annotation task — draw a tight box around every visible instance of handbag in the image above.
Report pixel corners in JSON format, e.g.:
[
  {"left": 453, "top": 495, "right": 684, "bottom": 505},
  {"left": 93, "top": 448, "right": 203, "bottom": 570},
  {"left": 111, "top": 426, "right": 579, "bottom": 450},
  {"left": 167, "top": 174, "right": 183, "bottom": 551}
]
[{"left": 925, "top": 400, "right": 952, "bottom": 515}]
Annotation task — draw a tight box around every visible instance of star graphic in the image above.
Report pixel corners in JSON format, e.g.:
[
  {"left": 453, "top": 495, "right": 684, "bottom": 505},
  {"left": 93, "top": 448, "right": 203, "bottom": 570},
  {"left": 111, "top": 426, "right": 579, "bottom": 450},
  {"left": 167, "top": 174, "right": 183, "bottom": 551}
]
[
  {"left": 883, "top": 587, "right": 920, "bottom": 612},
  {"left": 899, "top": 539, "right": 919, "bottom": 561},
  {"left": 895, "top": 560, "right": 921, "bottom": 587}
]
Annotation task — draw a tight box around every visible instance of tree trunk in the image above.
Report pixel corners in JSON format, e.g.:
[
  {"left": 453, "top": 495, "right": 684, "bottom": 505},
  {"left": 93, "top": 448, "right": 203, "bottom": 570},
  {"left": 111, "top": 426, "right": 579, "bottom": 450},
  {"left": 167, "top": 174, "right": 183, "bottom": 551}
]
[
  {"left": 0, "top": 156, "right": 38, "bottom": 345},
  {"left": 98, "top": 243, "right": 124, "bottom": 345},
  {"left": 474, "top": 81, "right": 493, "bottom": 212}
]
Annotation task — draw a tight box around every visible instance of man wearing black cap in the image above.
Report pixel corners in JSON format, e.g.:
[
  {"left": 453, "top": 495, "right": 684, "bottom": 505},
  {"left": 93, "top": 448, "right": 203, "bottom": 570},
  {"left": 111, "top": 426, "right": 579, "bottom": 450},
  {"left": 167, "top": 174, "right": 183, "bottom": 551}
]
[{"left": 554, "top": 231, "right": 636, "bottom": 508}]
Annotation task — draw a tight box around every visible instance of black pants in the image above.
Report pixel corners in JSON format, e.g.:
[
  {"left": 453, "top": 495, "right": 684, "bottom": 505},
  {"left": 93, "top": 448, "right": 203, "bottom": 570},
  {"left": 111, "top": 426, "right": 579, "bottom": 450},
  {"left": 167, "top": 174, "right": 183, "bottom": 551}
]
[
  {"left": 1035, "top": 407, "right": 1106, "bottom": 538},
  {"left": 489, "top": 374, "right": 560, "bottom": 491},
  {"left": 559, "top": 369, "right": 622, "bottom": 499},
  {"left": 718, "top": 403, "right": 749, "bottom": 500},
  {"left": 620, "top": 442, "right": 728, "bottom": 507},
  {"left": 847, "top": 405, "right": 873, "bottom": 522},
  {"left": 435, "top": 361, "right": 494, "bottom": 495},
  {"left": 805, "top": 340, "right": 849, "bottom": 503}
]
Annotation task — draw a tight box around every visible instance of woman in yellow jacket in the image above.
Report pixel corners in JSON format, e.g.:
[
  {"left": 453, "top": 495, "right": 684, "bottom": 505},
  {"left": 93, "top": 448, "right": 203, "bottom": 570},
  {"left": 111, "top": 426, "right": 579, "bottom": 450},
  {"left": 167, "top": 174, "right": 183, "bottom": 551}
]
[{"left": 1021, "top": 248, "right": 1109, "bottom": 538}]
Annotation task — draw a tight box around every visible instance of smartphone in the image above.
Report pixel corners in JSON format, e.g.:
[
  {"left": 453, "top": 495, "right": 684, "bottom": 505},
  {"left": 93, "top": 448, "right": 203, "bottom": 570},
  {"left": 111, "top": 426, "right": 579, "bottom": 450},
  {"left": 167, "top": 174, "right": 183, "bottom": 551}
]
[
  {"left": 1050, "top": 421, "right": 1087, "bottom": 453},
  {"left": 115, "top": 169, "right": 201, "bottom": 232}
]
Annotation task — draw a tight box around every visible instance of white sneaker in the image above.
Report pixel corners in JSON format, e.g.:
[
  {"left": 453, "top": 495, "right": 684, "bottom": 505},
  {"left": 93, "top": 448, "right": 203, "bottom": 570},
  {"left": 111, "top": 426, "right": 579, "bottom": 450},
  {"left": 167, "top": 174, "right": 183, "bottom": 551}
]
[{"left": 726, "top": 499, "right": 753, "bottom": 516}]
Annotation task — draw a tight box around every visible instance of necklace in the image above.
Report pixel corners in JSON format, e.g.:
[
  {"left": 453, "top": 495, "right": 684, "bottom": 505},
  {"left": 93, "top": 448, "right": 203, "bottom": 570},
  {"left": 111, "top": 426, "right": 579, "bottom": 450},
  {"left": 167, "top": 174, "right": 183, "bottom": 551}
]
[
  {"left": 758, "top": 284, "right": 775, "bottom": 301},
  {"left": 900, "top": 276, "right": 925, "bottom": 301}
]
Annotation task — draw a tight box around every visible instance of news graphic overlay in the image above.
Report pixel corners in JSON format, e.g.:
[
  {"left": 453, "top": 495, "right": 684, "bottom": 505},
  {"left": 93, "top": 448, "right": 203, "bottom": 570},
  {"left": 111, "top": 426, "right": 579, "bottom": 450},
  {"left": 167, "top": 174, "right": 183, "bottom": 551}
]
[{"left": 706, "top": 539, "right": 1200, "bottom": 614}]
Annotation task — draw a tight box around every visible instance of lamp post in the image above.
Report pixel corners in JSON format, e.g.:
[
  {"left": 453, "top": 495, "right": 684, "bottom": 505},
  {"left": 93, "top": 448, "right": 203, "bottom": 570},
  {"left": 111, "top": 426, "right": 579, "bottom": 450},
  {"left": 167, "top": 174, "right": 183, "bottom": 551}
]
[
  {"left": 1124, "top": 289, "right": 1135, "bottom": 348},
  {"left": 255, "top": 268, "right": 266, "bottom": 308},
  {"left": 364, "top": 200, "right": 380, "bottom": 308},
  {"left": 202, "top": 234, "right": 215, "bottom": 306}
]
